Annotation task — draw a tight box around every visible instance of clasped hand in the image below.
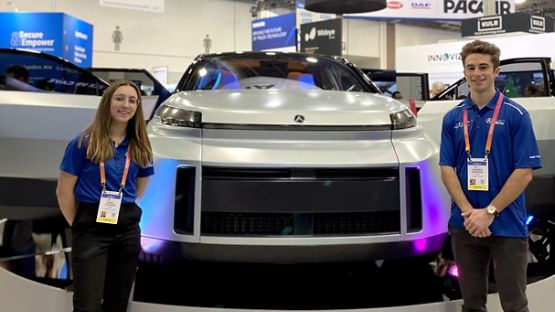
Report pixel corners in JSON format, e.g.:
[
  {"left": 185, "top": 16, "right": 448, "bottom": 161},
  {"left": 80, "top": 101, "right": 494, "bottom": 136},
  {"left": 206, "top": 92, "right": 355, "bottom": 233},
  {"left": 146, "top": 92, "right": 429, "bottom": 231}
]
[{"left": 461, "top": 208, "right": 494, "bottom": 238}]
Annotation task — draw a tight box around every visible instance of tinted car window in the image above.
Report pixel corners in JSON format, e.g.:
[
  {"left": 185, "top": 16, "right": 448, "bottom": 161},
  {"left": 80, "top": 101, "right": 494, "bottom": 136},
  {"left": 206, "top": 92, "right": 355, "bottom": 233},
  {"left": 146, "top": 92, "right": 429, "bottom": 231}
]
[
  {"left": 0, "top": 50, "right": 106, "bottom": 95},
  {"left": 438, "top": 61, "right": 546, "bottom": 100},
  {"left": 183, "top": 54, "right": 369, "bottom": 92},
  {"left": 495, "top": 62, "right": 545, "bottom": 97},
  {"left": 92, "top": 69, "right": 156, "bottom": 96}
]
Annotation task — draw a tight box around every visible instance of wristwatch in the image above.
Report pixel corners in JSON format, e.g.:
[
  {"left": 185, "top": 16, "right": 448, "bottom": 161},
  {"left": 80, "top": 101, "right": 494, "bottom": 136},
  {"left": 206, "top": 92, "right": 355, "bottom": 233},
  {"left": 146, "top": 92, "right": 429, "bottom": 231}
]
[{"left": 486, "top": 204, "right": 499, "bottom": 217}]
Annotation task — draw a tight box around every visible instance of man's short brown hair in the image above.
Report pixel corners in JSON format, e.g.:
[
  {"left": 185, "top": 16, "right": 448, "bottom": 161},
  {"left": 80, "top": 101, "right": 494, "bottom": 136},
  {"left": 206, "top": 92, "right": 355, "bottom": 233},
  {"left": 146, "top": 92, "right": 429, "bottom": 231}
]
[{"left": 460, "top": 40, "right": 500, "bottom": 68}]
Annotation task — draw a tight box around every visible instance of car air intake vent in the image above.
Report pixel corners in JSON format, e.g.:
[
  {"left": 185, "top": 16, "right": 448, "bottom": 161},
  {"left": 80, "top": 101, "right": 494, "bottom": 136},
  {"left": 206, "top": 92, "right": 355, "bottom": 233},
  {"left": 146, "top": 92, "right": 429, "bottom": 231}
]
[
  {"left": 202, "top": 212, "right": 294, "bottom": 235},
  {"left": 313, "top": 212, "right": 399, "bottom": 234},
  {"left": 201, "top": 212, "right": 400, "bottom": 236}
]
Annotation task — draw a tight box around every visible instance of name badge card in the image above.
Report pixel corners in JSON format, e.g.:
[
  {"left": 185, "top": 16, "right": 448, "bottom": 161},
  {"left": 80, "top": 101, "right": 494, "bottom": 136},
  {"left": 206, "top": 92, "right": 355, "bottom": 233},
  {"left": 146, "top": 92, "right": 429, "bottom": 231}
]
[
  {"left": 467, "top": 157, "right": 488, "bottom": 191},
  {"left": 97, "top": 190, "right": 122, "bottom": 224}
]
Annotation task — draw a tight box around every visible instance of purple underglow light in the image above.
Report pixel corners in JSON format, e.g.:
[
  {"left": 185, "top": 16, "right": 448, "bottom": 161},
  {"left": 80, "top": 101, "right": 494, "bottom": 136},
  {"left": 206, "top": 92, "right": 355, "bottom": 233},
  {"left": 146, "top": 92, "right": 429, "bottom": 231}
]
[
  {"left": 413, "top": 161, "right": 450, "bottom": 235},
  {"left": 448, "top": 264, "right": 459, "bottom": 278},
  {"left": 413, "top": 238, "right": 428, "bottom": 253},
  {"left": 526, "top": 215, "right": 534, "bottom": 225},
  {"left": 140, "top": 236, "right": 163, "bottom": 254}
]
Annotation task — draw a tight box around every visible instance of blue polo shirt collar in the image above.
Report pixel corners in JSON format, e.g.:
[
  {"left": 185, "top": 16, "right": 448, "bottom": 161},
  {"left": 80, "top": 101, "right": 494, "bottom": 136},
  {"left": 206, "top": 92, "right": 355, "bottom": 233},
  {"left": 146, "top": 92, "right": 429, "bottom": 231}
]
[
  {"left": 462, "top": 89, "right": 502, "bottom": 110},
  {"left": 115, "top": 137, "right": 129, "bottom": 147}
]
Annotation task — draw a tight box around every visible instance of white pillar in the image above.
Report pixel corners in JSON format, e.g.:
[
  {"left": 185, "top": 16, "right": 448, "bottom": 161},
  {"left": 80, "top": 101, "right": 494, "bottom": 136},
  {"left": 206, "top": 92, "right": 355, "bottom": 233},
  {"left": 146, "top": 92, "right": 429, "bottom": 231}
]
[{"left": 483, "top": 0, "right": 497, "bottom": 16}]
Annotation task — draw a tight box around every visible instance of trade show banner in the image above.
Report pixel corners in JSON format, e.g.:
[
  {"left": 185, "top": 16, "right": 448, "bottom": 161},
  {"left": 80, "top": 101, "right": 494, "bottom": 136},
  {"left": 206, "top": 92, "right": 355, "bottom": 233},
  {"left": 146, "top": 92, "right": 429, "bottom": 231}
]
[
  {"left": 252, "top": 13, "right": 297, "bottom": 52},
  {"left": 462, "top": 13, "right": 554, "bottom": 37},
  {"left": 0, "top": 12, "right": 93, "bottom": 67},
  {"left": 63, "top": 14, "right": 94, "bottom": 66},
  {"left": 300, "top": 18, "right": 342, "bottom": 56},
  {"left": 346, "top": 0, "right": 515, "bottom": 21},
  {"left": 396, "top": 32, "right": 555, "bottom": 85}
]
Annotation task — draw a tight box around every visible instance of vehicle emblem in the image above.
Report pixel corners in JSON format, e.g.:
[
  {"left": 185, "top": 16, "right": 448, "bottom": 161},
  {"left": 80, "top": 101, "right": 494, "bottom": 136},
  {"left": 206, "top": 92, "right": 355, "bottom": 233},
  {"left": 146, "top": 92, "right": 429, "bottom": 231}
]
[{"left": 294, "top": 115, "right": 305, "bottom": 123}]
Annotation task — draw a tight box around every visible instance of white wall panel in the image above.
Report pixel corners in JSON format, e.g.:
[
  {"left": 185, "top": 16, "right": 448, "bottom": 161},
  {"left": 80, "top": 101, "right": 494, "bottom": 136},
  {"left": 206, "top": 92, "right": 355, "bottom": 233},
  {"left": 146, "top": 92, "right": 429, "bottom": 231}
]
[
  {"left": 395, "top": 24, "right": 461, "bottom": 48},
  {"left": 343, "top": 18, "right": 383, "bottom": 57}
]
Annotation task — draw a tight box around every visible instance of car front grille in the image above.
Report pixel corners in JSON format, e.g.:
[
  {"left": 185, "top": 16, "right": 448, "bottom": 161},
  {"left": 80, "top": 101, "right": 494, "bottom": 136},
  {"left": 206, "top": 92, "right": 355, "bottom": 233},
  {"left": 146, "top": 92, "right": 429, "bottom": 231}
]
[
  {"left": 175, "top": 167, "right": 407, "bottom": 236},
  {"left": 201, "top": 211, "right": 400, "bottom": 236}
]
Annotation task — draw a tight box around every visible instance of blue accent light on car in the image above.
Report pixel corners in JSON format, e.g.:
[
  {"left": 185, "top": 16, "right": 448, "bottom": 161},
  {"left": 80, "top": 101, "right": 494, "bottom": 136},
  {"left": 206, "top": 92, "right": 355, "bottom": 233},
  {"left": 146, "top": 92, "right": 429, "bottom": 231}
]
[
  {"left": 526, "top": 215, "right": 534, "bottom": 225},
  {"left": 139, "top": 159, "right": 183, "bottom": 239},
  {"left": 212, "top": 72, "right": 222, "bottom": 90}
]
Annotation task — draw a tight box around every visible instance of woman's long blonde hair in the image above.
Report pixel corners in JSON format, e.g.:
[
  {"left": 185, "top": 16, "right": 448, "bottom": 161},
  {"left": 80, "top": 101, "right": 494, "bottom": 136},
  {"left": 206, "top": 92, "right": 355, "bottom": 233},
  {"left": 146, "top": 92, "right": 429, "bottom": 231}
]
[{"left": 79, "top": 80, "right": 153, "bottom": 167}]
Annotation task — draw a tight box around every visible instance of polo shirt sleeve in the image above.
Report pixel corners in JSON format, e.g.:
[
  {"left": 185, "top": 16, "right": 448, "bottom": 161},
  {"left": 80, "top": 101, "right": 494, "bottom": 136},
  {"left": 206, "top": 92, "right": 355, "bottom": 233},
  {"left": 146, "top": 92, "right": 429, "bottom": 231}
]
[
  {"left": 60, "top": 135, "right": 86, "bottom": 176},
  {"left": 138, "top": 163, "right": 154, "bottom": 177},
  {"left": 439, "top": 112, "right": 456, "bottom": 167},
  {"left": 512, "top": 111, "right": 542, "bottom": 170}
]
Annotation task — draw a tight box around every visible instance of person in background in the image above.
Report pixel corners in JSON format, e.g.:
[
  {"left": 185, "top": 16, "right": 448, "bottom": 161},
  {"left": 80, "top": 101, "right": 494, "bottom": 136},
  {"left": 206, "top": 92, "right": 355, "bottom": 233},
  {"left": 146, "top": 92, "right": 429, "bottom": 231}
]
[
  {"left": 439, "top": 39, "right": 541, "bottom": 312},
  {"left": 6, "top": 65, "right": 29, "bottom": 82},
  {"left": 429, "top": 81, "right": 446, "bottom": 99},
  {"left": 56, "top": 80, "right": 154, "bottom": 311},
  {"left": 5, "top": 65, "right": 43, "bottom": 92}
]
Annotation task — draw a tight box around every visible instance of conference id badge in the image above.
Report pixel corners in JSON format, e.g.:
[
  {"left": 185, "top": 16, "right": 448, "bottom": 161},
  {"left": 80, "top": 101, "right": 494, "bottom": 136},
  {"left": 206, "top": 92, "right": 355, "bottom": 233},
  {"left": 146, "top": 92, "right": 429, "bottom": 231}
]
[
  {"left": 467, "top": 157, "right": 488, "bottom": 191},
  {"left": 96, "top": 190, "right": 122, "bottom": 224}
]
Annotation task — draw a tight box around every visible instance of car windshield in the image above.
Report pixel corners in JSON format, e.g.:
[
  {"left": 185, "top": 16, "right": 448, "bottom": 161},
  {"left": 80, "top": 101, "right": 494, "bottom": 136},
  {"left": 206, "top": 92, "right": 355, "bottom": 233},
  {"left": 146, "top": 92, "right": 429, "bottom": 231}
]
[{"left": 184, "top": 53, "right": 369, "bottom": 92}]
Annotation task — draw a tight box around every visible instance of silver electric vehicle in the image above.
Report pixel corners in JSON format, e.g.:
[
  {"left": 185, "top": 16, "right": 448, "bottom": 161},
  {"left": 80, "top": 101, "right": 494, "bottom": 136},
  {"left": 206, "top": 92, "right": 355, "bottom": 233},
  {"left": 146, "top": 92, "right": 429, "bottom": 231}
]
[{"left": 139, "top": 52, "right": 449, "bottom": 263}]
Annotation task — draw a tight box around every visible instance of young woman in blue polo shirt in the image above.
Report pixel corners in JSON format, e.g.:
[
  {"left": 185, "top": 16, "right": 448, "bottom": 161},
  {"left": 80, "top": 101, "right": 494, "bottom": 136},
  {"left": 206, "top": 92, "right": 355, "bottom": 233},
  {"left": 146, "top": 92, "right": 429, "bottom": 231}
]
[{"left": 56, "top": 80, "right": 154, "bottom": 312}]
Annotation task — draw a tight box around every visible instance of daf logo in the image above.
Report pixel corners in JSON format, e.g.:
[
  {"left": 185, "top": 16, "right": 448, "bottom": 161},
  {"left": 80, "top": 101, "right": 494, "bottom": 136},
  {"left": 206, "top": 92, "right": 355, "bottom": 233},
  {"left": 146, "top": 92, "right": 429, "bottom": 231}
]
[{"left": 294, "top": 115, "right": 305, "bottom": 123}]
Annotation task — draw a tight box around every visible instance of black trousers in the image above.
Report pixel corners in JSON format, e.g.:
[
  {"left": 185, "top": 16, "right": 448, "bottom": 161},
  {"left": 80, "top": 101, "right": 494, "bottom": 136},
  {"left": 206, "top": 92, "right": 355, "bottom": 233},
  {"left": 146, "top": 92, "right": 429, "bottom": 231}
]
[
  {"left": 71, "top": 202, "right": 142, "bottom": 312},
  {"left": 450, "top": 227, "right": 529, "bottom": 312}
]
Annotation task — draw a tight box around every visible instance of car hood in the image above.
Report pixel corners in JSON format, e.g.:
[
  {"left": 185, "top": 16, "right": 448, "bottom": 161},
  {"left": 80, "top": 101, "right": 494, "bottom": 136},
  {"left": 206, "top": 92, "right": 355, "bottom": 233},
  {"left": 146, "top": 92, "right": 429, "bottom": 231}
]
[{"left": 160, "top": 89, "right": 405, "bottom": 126}]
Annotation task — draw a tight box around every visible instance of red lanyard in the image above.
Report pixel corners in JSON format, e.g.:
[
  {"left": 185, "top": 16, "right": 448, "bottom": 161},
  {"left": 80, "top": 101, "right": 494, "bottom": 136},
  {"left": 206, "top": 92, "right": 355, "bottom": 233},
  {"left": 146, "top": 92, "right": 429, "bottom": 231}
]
[
  {"left": 100, "top": 151, "right": 131, "bottom": 192},
  {"left": 463, "top": 93, "right": 504, "bottom": 159}
]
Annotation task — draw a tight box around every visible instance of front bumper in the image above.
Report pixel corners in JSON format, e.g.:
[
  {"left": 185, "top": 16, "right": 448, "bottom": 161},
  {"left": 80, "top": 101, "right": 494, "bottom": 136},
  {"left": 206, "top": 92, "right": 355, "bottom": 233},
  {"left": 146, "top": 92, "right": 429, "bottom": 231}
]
[{"left": 139, "top": 122, "right": 450, "bottom": 262}]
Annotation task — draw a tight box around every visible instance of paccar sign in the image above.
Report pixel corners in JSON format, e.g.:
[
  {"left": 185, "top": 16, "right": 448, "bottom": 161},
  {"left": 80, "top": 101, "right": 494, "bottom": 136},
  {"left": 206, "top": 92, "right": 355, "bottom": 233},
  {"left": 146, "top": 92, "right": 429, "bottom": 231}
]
[
  {"left": 346, "top": 0, "right": 515, "bottom": 21},
  {"left": 443, "top": 0, "right": 511, "bottom": 14},
  {"left": 462, "top": 12, "right": 554, "bottom": 37}
]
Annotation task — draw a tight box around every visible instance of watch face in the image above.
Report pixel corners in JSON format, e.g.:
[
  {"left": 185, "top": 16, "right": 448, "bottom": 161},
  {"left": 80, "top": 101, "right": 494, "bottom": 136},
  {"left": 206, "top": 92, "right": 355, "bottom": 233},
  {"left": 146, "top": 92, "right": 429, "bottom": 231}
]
[{"left": 487, "top": 205, "right": 496, "bottom": 214}]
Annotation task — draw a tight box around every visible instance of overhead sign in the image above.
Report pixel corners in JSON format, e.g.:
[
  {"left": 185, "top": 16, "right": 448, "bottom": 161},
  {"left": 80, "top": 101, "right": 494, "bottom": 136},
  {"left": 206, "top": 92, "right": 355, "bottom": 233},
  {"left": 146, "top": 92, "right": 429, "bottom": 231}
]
[
  {"left": 462, "top": 13, "right": 554, "bottom": 37},
  {"left": 346, "top": 0, "right": 515, "bottom": 21},
  {"left": 252, "top": 13, "right": 297, "bottom": 52},
  {"left": 300, "top": 18, "right": 342, "bottom": 56},
  {"left": 0, "top": 12, "right": 93, "bottom": 67}
]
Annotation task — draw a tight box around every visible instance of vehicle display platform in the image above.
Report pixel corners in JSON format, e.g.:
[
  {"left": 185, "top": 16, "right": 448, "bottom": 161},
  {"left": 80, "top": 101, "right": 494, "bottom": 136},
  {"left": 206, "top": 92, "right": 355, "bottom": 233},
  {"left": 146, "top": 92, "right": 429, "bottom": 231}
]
[{"left": 1, "top": 264, "right": 553, "bottom": 312}]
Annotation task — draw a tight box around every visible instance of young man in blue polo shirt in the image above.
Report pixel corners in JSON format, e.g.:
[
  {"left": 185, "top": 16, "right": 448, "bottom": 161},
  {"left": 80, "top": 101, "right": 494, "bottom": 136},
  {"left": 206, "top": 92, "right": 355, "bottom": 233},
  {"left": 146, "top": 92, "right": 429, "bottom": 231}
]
[{"left": 439, "top": 40, "right": 542, "bottom": 311}]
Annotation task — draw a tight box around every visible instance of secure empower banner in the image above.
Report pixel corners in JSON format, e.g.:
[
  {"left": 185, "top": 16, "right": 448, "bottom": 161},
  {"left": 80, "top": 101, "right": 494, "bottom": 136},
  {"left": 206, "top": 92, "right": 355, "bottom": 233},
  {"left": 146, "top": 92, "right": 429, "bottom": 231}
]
[{"left": 0, "top": 12, "right": 93, "bottom": 67}]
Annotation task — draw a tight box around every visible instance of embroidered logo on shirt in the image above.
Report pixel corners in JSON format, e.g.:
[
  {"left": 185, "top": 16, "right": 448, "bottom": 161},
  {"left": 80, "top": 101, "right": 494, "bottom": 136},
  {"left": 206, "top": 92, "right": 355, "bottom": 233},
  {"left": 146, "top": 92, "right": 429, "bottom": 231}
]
[{"left": 486, "top": 118, "right": 505, "bottom": 125}]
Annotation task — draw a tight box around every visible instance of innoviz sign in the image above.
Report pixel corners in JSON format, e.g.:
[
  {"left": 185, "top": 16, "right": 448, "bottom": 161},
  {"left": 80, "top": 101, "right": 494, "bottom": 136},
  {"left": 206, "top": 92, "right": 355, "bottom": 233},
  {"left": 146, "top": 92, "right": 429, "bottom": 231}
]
[{"left": 0, "top": 12, "right": 93, "bottom": 67}]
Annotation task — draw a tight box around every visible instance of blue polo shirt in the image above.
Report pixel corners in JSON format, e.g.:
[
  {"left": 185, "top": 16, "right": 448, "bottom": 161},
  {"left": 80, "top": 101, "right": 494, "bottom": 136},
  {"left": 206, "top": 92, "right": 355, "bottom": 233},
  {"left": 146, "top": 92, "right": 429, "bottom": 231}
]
[
  {"left": 60, "top": 135, "right": 154, "bottom": 204},
  {"left": 439, "top": 90, "right": 542, "bottom": 237}
]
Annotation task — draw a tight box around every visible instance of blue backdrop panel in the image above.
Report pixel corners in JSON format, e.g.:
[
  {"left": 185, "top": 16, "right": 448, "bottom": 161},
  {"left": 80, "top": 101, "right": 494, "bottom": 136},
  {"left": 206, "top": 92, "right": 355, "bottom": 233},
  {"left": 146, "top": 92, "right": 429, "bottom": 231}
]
[
  {"left": 252, "top": 13, "right": 296, "bottom": 51},
  {"left": 0, "top": 12, "right": 93, "bottom": 67}
]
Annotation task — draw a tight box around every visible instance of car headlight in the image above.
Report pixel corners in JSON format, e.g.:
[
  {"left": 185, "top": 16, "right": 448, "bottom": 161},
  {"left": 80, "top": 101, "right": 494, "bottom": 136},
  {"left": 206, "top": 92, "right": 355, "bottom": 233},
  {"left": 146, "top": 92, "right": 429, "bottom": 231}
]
[
  {"left": 390, "top": 108, "right": 416, "bottom": 130},
  {"left": 158, "top": 106, "right": 202, "bottom": 128}
]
